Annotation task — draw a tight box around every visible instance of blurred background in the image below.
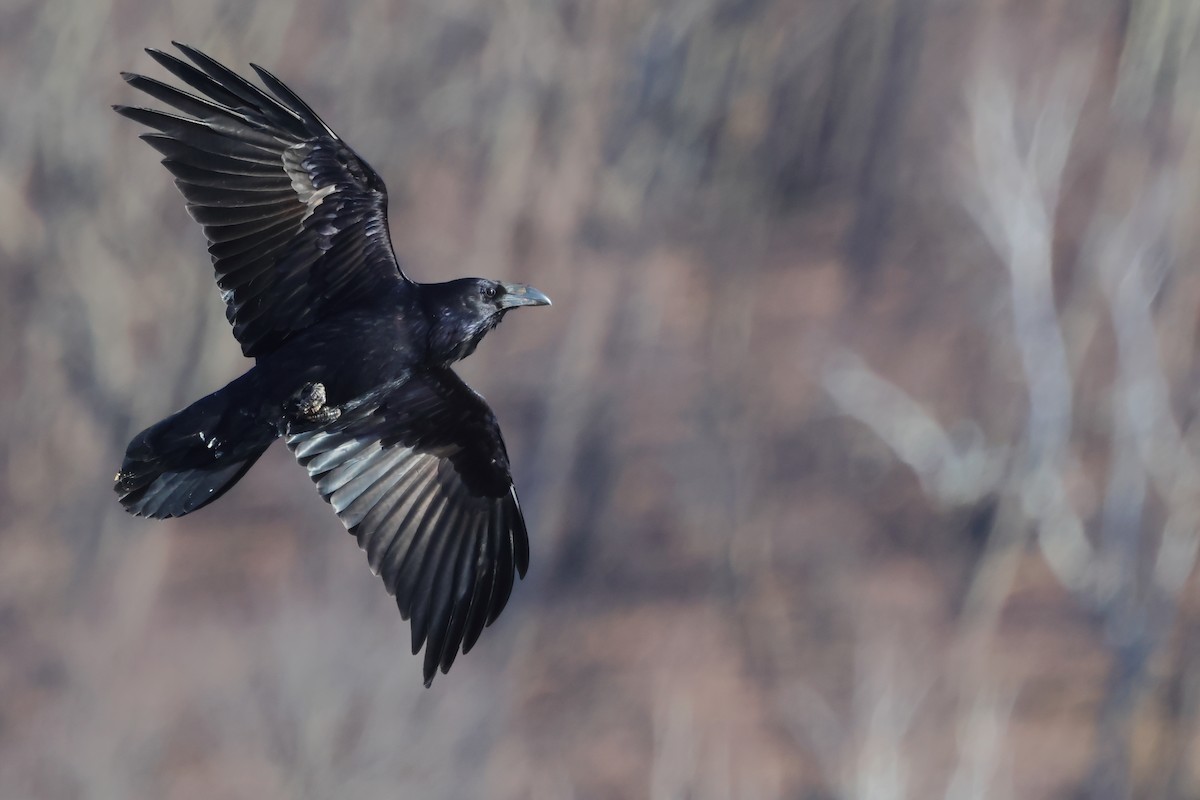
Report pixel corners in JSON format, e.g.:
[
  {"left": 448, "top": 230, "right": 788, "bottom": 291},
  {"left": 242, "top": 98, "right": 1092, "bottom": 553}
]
[{"left": 2, "top": 0, "right": 1199, "bottom": 797}]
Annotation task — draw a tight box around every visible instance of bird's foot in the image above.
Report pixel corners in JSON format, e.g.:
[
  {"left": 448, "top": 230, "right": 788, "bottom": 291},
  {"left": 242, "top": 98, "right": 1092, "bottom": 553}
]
[
  {"left": 286, "top": 382, "right": 342, "bottom": 427},
  {"left": 295, "top": 381, "right": 327, "bottom": 417}
]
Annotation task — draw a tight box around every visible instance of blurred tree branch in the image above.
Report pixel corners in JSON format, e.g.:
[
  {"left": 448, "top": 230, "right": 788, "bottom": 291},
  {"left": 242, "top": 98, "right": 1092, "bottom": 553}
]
[{"left": 823, "top": 45, "right": 1200, "bottom": 798}]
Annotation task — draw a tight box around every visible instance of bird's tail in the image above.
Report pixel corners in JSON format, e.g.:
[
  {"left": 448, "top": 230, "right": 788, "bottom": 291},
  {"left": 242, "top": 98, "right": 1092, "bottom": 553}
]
[{"left": 115, "top": 372, "right": 278, "bottom": 518}]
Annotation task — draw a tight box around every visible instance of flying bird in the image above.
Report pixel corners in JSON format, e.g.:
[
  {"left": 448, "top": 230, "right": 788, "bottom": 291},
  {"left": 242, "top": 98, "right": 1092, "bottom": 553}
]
[{"left": 112, "top": 44, "right": 551, "bottom": 686}]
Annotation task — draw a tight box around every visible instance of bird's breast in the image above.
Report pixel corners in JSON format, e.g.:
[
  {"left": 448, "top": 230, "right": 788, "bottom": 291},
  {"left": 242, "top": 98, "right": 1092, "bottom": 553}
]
[{"left": 256, "top": 306, "right": 424, "bottom": 409}]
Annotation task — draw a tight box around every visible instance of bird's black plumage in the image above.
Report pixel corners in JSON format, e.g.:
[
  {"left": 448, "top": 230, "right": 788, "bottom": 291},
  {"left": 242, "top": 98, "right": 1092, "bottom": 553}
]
[{"left": 112, "top": 44, "right": 551, "bottom": 686}]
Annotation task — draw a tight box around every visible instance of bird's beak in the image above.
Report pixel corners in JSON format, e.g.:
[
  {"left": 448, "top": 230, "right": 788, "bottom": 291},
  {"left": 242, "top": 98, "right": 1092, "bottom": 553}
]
[{"left": 500, "top": 283, "right": 552, "bottom": 308}]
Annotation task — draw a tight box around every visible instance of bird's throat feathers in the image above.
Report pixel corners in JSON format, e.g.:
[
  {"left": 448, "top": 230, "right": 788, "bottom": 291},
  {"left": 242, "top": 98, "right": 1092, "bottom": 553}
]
[{"left": 427, "top": 311, "right": 501, "bottom": 365}]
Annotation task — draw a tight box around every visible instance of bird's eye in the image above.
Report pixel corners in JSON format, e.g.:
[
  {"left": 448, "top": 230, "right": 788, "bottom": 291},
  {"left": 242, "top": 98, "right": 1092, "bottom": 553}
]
[{"left": 482, "top": 285, "right": 499, "bottom": 300}]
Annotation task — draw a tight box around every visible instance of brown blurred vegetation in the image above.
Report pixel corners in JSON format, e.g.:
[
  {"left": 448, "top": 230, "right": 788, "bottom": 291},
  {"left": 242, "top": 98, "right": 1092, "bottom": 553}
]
[{"left": 2, "top": 0, "right": 1199, "bottom": 798}]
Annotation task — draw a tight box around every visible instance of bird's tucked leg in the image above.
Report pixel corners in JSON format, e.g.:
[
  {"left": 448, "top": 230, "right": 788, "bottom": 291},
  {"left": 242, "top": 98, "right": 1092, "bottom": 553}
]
[{"left": 285, "top": 382, "right": 342, "bottom": 429}]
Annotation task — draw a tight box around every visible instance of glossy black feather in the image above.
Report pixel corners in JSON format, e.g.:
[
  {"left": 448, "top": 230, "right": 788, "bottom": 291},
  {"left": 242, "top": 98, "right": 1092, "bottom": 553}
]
[
  {"left": 115, "top": 46, "right": 548, "bottom": 688},
  {"left": 284, "top": 369, "right": 529, "bottom": 685},
  {"left": 117, "top": 43, "right": 409, "bottom": 358}
]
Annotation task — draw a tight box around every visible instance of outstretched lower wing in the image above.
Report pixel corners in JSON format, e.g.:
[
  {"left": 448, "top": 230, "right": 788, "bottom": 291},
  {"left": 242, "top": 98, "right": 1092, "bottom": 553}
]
[
  {"left": 116, "top": 43, "right": 410, "bottom": 357},
  {"left": 285, "top": 370, "right": 530, "bottom": 686}
]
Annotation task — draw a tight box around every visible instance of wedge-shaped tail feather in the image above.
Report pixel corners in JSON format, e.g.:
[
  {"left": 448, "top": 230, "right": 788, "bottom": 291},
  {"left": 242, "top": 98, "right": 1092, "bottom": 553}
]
[{"left": 115, "top": 373, "right": 276, "bottom": 518}]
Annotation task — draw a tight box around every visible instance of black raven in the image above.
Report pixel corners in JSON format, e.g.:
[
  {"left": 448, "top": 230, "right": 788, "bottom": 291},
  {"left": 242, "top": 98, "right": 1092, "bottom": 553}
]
[{"left": 112, "top": 44, "right": 551, "bottom": 686}]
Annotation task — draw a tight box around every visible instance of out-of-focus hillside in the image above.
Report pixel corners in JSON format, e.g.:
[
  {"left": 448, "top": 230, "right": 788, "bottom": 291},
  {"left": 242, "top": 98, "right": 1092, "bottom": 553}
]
[{"left": 2, "top": 1, "right": 1199, "bottom": 798}]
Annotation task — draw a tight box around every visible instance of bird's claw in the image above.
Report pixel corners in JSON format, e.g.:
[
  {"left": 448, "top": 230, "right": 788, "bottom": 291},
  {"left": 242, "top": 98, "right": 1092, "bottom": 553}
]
[
  {"left": 286, "top": 382, "right": 342, "bottom": 428},
  {"left": 296, "top": 381, "right": 327, "bottom": 417}
]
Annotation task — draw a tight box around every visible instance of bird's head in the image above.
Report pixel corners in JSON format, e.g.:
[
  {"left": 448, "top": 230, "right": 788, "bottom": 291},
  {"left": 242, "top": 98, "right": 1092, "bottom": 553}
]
[{"left": 424, "top": 278, "right": 552, "bottom": 364}]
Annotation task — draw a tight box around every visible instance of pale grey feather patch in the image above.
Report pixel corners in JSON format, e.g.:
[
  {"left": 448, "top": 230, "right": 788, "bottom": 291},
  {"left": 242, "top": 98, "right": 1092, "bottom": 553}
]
[
  {"left": 316, "top": 439, "right": 387, "bottom": 495},
  {"left": 283, "top": 144, "right": 339, "bottom": 222},
  {"left": 333, "top": 448, "right": 422, "bottom": 524},
  {"left": 305, "top": 435, "right": 376, "bottom": 475}
]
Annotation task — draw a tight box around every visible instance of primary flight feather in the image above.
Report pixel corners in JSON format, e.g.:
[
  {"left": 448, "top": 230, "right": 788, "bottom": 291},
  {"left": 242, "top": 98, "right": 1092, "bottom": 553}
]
[{"left": 112, "top": 43, "right": 551, "bottom": 686}]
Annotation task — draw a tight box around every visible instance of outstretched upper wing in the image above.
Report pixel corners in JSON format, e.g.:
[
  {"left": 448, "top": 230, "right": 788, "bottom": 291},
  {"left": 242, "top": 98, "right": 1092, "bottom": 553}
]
[
  {"left": 115, "top": 43, "right": 410, "bottom": 357},
  {"left": 285, "top": 370, "right": 530, "bottom": 686}
]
